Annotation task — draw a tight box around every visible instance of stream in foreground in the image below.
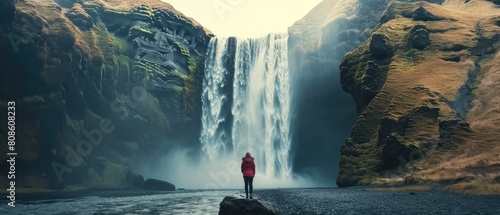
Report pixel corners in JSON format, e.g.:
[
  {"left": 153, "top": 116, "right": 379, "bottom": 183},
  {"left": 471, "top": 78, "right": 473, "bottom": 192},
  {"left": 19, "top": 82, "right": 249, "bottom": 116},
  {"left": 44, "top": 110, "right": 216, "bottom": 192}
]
[{"left": 1, "top": 188, "right": 499, "bottom": 214}]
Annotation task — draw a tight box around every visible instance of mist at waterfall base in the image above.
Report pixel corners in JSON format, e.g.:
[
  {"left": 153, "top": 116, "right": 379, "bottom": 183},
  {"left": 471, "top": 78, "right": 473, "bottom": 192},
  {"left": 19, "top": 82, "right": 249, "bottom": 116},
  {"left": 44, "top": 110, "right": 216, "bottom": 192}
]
[
  {"left": 150, "top": 147, "right": 332, "bottom": 189},
  {"left": 138, "top": 34, "right": 341, "bottom": 189}
]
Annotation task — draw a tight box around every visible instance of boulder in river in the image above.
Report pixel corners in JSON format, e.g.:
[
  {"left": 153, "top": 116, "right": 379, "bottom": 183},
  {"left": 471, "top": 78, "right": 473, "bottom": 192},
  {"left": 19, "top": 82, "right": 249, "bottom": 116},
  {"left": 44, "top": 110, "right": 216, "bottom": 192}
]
[
  {"left": 219, "top": 195, "right": 280, "bottom": 215},
  {"left": 143, "top": 178, "right": 176, "bottom": 191},
  {"left": 126, "top": 171, "right": 145, "bottom": 189}
]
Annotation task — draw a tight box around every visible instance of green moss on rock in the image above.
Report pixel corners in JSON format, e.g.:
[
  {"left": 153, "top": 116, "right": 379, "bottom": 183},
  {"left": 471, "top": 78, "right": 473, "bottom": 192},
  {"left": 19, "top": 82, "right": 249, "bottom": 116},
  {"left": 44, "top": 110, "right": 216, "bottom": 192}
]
[
  {"left": 2, "top": 0, "right": 211, "bottom": 192},
  {"left": 131, "top": 5, "right": 153, "bottom": 23},
  {"left": 188, "top": 57, "right": 197, "bottom": 73},
  {"left": 129, "top": 25, "right": 155, "bottom": 41},
  {"left": 103, "top": 8, "right": 131, "bottom": 18},
  {"left": 86, "top": 157, "right": 130, "bottom": 188},
  {"left": 176, "top": 42, "right": 190, "bottom": 56}
]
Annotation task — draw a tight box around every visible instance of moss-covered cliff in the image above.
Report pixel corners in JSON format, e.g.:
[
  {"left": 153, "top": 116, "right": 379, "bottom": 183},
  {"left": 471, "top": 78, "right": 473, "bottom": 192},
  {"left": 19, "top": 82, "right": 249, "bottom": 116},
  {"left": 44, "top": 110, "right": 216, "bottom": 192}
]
[
  {"left": 287, "top": 0, "right": 446, "bottom": 181},
  {"left": 337, "top": 0, "right": 500, "bottom": 194},
  {"left": 0, "top": 0, "right": 211, "bottom": 190}
]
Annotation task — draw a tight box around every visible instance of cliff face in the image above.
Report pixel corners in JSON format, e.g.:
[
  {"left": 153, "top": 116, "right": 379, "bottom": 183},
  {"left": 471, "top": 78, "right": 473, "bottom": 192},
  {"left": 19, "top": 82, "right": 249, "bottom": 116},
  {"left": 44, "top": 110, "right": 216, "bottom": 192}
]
[
  {"left": 287, "top": 0, "right": 443, "bottom": 180},
  {"left": 287, "top": 0, "right": 373, "bottom": 179},
  {"left": 0, "top": 0, "right": 211, "bottom": 190},
  {"left": 337, "top": 0, "right": 500, "bottom": 193}
]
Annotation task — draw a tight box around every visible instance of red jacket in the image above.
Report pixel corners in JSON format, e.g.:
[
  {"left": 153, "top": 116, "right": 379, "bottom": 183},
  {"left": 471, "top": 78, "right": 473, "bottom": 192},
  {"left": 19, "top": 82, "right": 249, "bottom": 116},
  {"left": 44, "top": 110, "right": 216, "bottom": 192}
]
[{"left": 241, "top": 157, "right": 255, "bottom": 177}]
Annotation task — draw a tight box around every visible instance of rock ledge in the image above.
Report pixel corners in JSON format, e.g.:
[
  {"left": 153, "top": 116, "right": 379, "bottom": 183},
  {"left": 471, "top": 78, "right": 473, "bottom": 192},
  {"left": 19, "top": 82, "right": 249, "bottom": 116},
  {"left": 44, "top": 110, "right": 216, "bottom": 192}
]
[{"left": 219, "top": 194, "right": 280, "bottom": 215}]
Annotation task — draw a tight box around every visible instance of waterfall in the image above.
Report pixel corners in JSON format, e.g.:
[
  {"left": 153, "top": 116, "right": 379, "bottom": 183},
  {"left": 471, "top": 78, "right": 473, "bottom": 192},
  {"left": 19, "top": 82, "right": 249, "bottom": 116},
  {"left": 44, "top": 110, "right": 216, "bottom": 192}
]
[
  {"left": 200, "top": 37, "right": 231, "bottom": 160},
  {"left": 201, "top": 33, "right": 293, "bottom": 178}
]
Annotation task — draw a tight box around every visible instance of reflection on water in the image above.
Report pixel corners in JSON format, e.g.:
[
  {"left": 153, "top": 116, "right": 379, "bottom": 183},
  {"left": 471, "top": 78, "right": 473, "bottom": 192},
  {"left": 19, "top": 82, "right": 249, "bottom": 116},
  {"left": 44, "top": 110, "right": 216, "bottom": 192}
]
[{"left": 0, "top": 190, "right": 235, "bottom": 215}]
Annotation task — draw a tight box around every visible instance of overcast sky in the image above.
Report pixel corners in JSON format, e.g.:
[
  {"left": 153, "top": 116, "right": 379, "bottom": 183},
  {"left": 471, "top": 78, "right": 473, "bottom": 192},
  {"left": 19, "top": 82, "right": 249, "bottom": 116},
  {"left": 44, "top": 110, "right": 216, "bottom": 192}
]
[{"left": 162, "top": 0, "right": 323, "bottom": 38}]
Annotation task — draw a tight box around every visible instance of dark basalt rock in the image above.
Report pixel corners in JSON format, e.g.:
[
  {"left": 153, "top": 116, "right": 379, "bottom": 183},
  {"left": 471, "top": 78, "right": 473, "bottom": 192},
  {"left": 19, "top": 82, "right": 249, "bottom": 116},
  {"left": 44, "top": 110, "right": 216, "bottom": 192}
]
[
  {"left": 143, "top": 178, "right": 176, "bottom": 191},
  {"left": 219, "top": 195, "right": 280, "bottom": 215},
  {"left": 369, "top": 33, "right": 393, "bottom": 59},
  {"left": 126, "top": 171, "right": 145, "bottom": 189},
  {"left": 409, "top": 25, "right": 430, "bottom": 50},
  {"left": 382, "top": 133, "right": 420, "bottom": 168},
  {"left": 340, "top": 34, "right": 392, "bottom": 114},
  {"left": 412, "top": 6, "right": 442, "bottom": 21},
  {"left": 364, "top": 61, "right": 379, "bottom": 79},
  {"left": 0, "top": 0, "right": 211, "bottom": 191}
]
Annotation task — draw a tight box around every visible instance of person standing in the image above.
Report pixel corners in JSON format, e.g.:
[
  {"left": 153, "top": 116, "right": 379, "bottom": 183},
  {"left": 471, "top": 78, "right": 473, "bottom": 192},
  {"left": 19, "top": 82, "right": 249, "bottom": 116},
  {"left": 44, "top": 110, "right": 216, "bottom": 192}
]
[{"left": 241, "top": 152, "right": 255, "bottom": 199}]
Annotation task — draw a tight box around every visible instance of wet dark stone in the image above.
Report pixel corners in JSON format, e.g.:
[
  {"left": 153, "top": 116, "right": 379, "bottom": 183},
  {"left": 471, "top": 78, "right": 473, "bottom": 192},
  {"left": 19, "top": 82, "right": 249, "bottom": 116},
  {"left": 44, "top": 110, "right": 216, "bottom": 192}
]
[
  {"left": 126, "top": 171, "right": 145, "bottom": 189},
  {"left": 219, "top": 195, "right": 280, "bottom": 215},
  {"left": 143, "top": 178, "right": 176, "bottom": 191}
]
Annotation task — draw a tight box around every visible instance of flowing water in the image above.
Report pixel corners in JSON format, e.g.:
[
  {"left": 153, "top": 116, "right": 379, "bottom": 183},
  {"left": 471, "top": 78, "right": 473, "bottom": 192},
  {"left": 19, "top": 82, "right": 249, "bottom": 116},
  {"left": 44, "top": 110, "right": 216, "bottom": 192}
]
[
  {"left": 200, "top": 34, "right": 293, "bottom": 179},
  {"left": 2, "top": 189, "right": 499, "bottom": 214},
  {"left": 0, "top": 190, "right": 231, "bottom": 214},
  {"left": 200, "top": 37, "right": 232, "bottom": 160}
]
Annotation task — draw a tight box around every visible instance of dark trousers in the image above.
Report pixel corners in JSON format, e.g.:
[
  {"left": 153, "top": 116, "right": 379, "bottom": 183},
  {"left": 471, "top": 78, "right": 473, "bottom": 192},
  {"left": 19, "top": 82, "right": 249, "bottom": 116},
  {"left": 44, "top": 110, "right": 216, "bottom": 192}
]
[{"left": 243, "top": 176, "right": 253, "bottom": 197}]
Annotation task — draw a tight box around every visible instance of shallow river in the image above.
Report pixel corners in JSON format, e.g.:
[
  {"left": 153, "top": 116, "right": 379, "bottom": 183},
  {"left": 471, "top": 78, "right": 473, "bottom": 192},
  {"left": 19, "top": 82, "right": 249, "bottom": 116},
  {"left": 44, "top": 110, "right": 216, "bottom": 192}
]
[{"left": 1, "top": 188, "right": 499, "bottom": 214}]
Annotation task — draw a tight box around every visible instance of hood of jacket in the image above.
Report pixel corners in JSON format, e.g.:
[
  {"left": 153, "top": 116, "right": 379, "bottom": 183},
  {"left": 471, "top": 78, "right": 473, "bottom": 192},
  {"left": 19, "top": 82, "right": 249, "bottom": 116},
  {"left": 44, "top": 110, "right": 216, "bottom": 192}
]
[{"left": 242, "top": 157, "right": 254, "bottom": 163}]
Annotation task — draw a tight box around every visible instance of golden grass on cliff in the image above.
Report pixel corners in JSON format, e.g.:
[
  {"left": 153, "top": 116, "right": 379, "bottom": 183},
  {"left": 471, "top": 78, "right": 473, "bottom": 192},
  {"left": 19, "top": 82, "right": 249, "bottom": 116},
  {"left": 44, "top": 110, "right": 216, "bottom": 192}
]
[
  {"left": 422, "top": 17, "right": 500, "bottom": 193},
  {"left": 339, "top": 0, "right": 500, "bottom": 194}
]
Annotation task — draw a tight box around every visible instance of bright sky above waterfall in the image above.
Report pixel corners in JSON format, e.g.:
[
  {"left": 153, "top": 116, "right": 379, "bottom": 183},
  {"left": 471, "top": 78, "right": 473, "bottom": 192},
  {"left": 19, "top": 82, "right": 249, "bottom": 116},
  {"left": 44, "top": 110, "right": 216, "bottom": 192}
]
[{"left": 161, "top": 0, "right": 324, "bottom": 38}]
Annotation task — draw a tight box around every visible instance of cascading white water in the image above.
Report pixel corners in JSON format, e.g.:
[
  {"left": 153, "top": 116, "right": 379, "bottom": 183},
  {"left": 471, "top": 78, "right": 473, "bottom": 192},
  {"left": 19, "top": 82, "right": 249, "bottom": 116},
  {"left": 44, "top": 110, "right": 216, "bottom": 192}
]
[
  {"left": 200, "top": 37, "right": 230, "bottom": 160},
  {"left": 201, "top": 33, "right": 293, "bottom": 179}
]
